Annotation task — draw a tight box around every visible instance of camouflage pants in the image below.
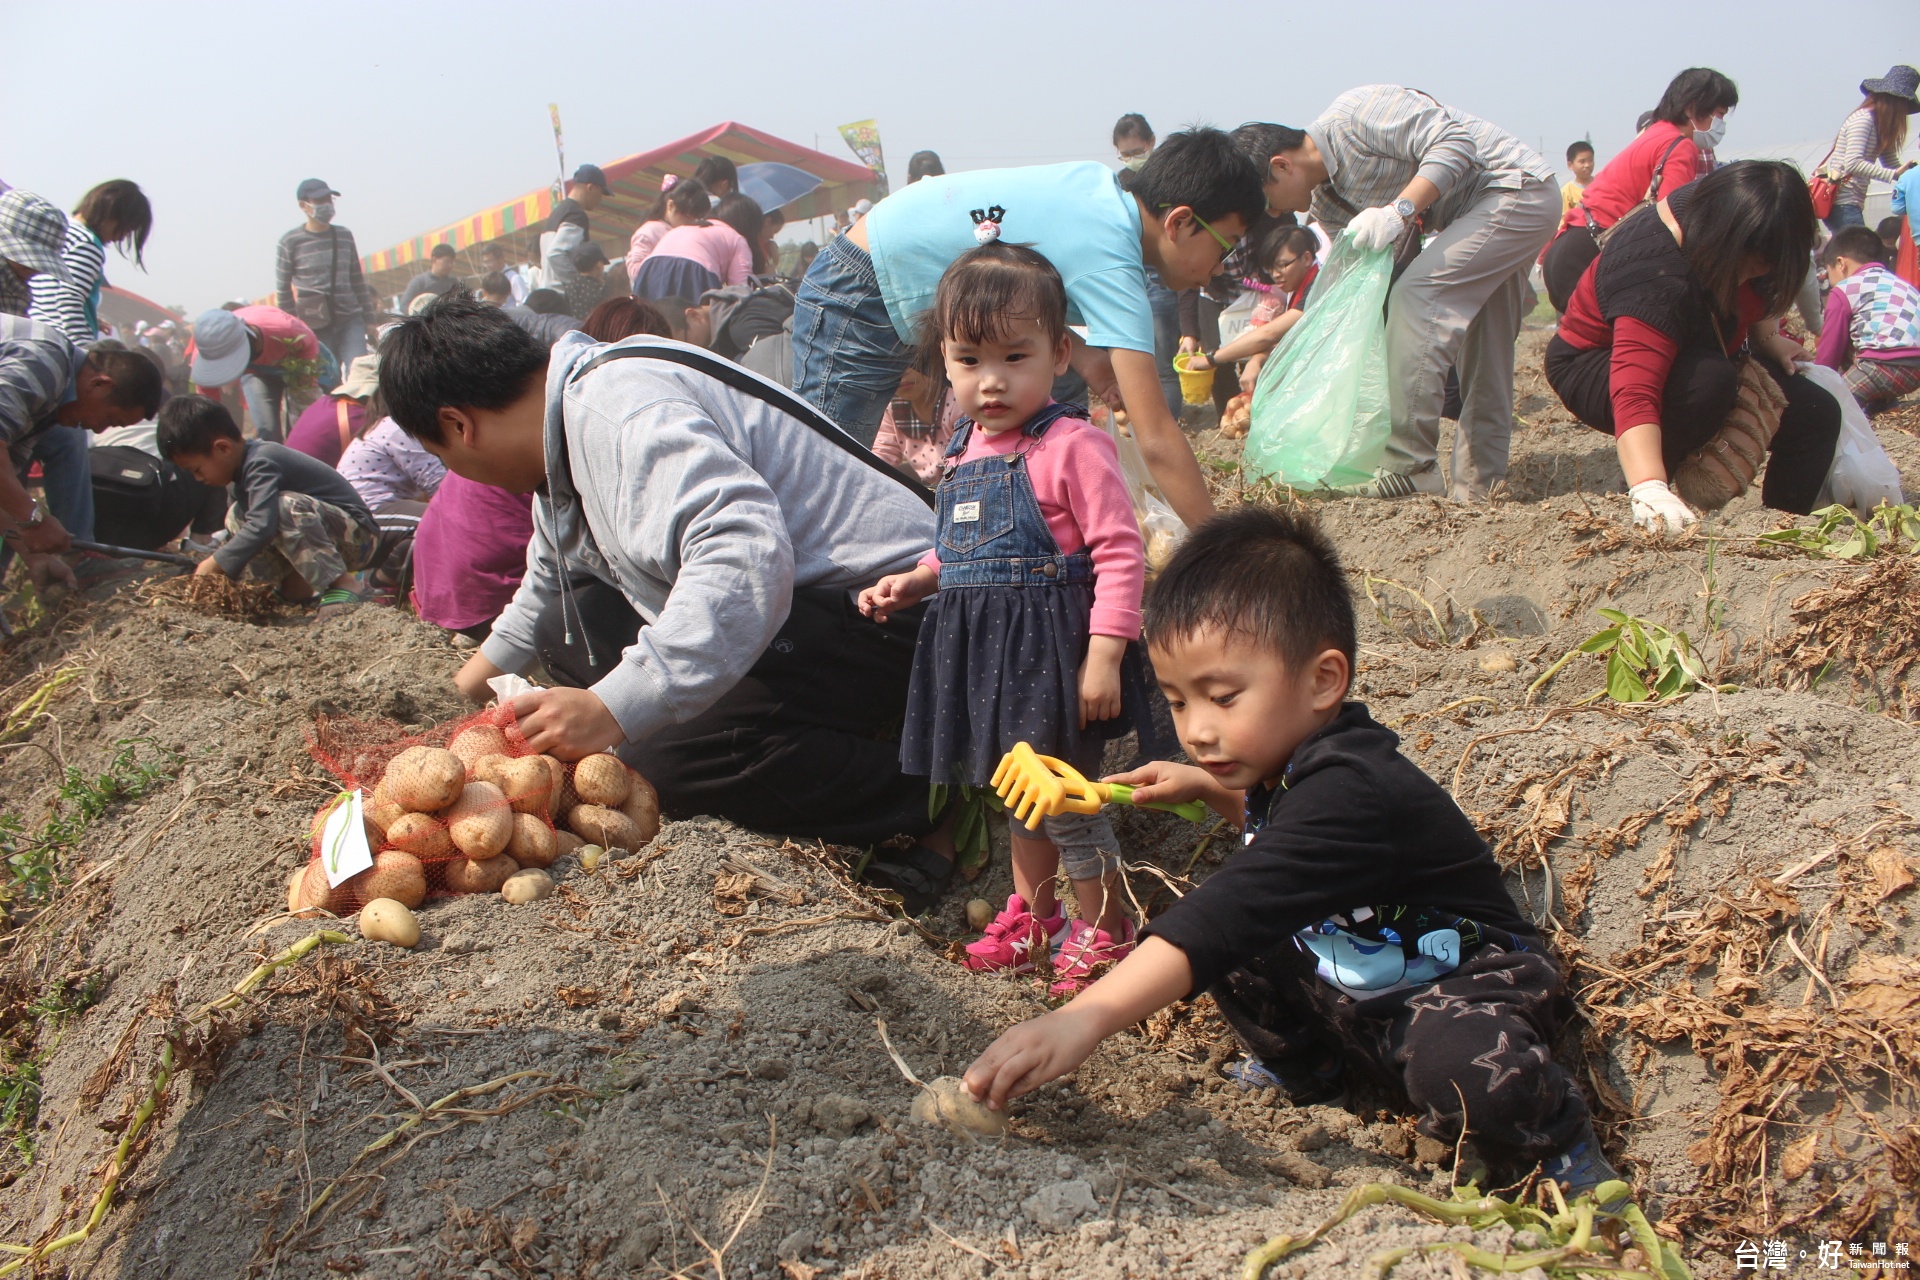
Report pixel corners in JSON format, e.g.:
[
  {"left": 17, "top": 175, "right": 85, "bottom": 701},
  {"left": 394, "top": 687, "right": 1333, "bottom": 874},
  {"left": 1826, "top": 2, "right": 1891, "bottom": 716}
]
[{"left": 226, "top": 492, "right": 374, "bottom": 592}]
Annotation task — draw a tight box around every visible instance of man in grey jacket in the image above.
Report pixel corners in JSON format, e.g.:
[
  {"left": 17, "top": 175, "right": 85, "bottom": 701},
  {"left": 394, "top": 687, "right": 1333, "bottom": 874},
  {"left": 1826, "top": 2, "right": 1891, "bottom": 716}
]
[{"left": 379, "top": 297, "right": 956, "bottom": 906}]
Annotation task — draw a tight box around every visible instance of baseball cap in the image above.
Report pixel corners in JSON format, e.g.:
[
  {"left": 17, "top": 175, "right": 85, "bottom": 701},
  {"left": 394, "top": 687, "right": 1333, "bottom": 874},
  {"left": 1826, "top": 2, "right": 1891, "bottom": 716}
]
[
  {"left": 0, "top": 190, "right": 74, "bottom": 282},
  {"left": 189, "top": 309, "right": 252, "bottom": 386},
  {"left": 297, "top": 178, "right": 339, "bottom": 202},
  {"left": 571, "top": 164, "right": 609, "bottom": 193}
]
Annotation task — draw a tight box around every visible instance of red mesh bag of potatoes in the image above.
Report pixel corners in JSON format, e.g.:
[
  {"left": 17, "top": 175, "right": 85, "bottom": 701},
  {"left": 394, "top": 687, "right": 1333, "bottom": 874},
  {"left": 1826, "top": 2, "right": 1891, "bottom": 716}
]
[{"left": 295, "top": 705, "right": 659, "bottom": 914}]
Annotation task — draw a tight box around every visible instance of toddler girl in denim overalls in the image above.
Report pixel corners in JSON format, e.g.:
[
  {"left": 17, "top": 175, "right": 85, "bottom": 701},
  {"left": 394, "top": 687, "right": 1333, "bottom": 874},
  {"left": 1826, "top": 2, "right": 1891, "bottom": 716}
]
[{"left": 859, "top": 224, "right": 1153, "bottom": 994}]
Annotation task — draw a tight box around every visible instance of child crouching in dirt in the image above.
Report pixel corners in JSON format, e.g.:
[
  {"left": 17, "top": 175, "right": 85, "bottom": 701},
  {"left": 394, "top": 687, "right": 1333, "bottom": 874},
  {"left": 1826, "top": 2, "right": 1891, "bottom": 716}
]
[
  {"left": 157, "top": 394, "right": 378, "bottom": 621},
  {"left": 962, "top": 507, "right": 1623, "bottom": 1202},
  {"left": 859, "top": 228, "right": 1154, "bottom": 994}
]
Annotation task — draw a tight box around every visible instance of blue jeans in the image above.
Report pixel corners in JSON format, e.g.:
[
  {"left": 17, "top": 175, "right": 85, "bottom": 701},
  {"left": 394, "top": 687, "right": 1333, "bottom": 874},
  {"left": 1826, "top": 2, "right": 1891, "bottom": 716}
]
[
  {"left": 242, "top": 369, "right": 287, "bottom": 443},
  {"left": 315, "top": 320, "right": 367, "bottom": 369},
  {"left": 790, "top": 235, "right": 912, "bottom": 448},
  {"left": 1145, "top": 267, "right": 1183, "bottom": 416},
  {"left": 29, "top": 425, "right": 95, "bottom": 542},
  {"left": 1824, "top": 202, "right": 1866, "bottom": 235}
]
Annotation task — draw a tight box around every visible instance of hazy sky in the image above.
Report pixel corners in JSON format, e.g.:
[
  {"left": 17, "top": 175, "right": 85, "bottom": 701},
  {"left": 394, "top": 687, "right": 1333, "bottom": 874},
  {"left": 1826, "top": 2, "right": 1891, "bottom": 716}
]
[{"left": 3, "top": 1, "right": 1912, "bottom": 314}]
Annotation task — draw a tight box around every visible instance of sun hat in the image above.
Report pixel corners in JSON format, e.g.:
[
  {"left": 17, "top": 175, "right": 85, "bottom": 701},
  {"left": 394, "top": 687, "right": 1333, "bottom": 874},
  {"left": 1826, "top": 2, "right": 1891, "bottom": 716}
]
[
  {"left": 189, "top": 309, "right": 253, "bottom": 386},
  {"left": 0, "top": 190, "right": 72, "bottom": 281},
  {"left": 332, "top": 353, "right": 380, "bottom": 399},
  {"left": 1861, "top": 65, "right": 1920, "bottom": 112}
]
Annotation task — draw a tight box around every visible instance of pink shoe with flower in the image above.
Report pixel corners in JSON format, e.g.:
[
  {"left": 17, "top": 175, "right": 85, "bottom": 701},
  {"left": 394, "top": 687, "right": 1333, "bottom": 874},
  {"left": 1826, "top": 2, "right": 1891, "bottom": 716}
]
[
  {"left": 963, "top": 895, "right": 1067, "bottom": 973},
  {"left": 1048, "top": 919, "right": 1137, "bottom": 996}
]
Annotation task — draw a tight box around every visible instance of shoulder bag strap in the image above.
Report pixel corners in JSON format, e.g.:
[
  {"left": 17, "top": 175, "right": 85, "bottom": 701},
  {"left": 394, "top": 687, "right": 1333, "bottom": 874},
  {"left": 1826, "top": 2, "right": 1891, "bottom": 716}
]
[
  {"left": 570, "top": 344, "right": 936, "bottom": 508},
  {"left": 335, "top": 398, "right": 356, "bottom": 454}
]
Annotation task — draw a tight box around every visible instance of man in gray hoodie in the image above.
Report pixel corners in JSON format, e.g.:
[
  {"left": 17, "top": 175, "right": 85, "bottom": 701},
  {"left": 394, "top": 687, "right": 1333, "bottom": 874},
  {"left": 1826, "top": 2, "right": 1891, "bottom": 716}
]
[{"left": 379, "top": 298, "right": 957, "bottom": 906}]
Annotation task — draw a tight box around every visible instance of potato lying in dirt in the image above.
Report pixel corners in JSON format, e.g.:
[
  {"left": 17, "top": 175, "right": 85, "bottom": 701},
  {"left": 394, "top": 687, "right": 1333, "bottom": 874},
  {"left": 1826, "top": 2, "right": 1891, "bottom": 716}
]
[
  {"left": 507, "top": 812, "right": 558, "bottom": 868},
  {"left": 910, "top": 1076, "right": 1007, "bottom": 1137},
  {"left": 966, "top": 898, "right": 995, "bottom": 931},
  {"left": 382, "top": 746, "right": 467, "bottom": 813},
  {"left": 359, "top": 898, "right": 421, "bottom": 948},
  {"left": 444, "top": 781, "right": 513, "bottom": 859},
  {"left": 476, "top": 754, "right": 555, "bottom": 818},
  {"left": 342, "top": 850, "right": 426, "bottom": 909},
  {"left": 567, "top": 803, "right": 644, "bottom": 852},
  {"left": 553, "top": 828, "right": 584, "bottom": 858},
  {"left": 501, "top": 868, "right": 554, "bottom": 904},
  {"left": 448, "top": 723, "right": 510, "bottom": 771},
  {"left": 385, "top": 811, "right": 455, "bottom": 860},
  {"left": 442, "top": 853, "right": 517, "bottom": 894},
  {"left": 288, "top": 863, "right": 342, "bottom": 916},
  {"left": 618, "top": 774, "right": 661, "bottom": 847},
  {"left": 572, "top": 753, "right": 630, "bottom": 807}
]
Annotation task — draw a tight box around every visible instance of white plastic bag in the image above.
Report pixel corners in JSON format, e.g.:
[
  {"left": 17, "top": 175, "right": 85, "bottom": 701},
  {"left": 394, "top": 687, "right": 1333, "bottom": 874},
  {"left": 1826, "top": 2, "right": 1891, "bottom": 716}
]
[
  {"left": 1800, "top": 363, "right": 1905, "bottom": 515},
  {"left": 1101, "top": 412, "right": 1191, "bottom": 569}
]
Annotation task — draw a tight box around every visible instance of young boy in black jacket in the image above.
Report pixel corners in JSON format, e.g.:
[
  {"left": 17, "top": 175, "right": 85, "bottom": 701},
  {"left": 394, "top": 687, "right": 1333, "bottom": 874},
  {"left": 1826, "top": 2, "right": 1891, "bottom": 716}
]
[{"left": 964, "top": 507, "right": 1619, "bottom": 1199}]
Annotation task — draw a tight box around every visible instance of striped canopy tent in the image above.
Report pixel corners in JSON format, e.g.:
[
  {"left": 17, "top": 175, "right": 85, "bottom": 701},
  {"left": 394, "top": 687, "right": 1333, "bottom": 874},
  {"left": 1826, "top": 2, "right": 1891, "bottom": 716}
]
[{"left": 360, "top": 121, "right": 882, "bottom": 302}]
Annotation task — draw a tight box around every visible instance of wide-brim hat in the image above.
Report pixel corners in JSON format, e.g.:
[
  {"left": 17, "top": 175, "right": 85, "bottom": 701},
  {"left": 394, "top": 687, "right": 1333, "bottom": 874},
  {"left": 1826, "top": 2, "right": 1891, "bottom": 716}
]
[
  {"left": 0, "top": 190, "right": 72, "bottom": 281},
  {"left": 332, "top": 352, "right": 380, "bottom": 399},
  {"left": 1861, "top": 64, "right": 1920, "bottom": 112},
  {"left": 189, "top": 309, "right": 252, "bottom": 386}
]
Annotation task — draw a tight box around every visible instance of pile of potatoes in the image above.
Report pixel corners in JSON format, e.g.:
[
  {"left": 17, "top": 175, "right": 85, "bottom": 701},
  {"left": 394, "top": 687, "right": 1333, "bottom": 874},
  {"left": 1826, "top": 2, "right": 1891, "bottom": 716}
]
[{"left": 289, "top": 721, "right": 660, "bottom": 928}]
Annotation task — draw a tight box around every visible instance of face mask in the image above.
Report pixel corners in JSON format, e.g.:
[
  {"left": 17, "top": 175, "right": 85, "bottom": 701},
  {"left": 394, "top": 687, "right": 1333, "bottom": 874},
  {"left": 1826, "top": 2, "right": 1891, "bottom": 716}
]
[
  {"left": 1694, "top": 118, "right": 1726, "bottom": 150},
  {"left": 1120, "top": 154, "right": 1149, "bottom": 172},
  {"left": 307, "top": 201, "right": 336, "bottom": 224}
]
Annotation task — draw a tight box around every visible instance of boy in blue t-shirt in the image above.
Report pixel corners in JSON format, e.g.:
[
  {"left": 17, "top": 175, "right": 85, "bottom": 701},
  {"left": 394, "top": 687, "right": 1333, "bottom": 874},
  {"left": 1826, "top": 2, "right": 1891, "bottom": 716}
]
[
  {"left": 964, "top": 507, "right": 1620, "bottom": 1204},
  {"left": 790, "top": 128, "right": 1264, "bottom": 533}
]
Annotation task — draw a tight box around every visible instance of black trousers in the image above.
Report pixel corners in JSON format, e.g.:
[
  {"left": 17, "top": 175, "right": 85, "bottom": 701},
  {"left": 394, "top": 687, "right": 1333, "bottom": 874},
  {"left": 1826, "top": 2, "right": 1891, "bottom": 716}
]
[
  {"left": 534, "top": 580, "right": 935, "bottom": 846},
  {"left": 1214, "top": 946, "right": 1590, "bottom": 1170},
  {"left": 1540, "top": 226, "right": 1601, "bottom": 314},
  {"left": 1544, "top": 334, "right": 1840, "bottom": 515}
]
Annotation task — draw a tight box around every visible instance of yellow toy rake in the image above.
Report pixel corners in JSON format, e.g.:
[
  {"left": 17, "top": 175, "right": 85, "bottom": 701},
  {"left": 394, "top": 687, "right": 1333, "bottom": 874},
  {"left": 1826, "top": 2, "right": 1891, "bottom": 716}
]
[{"left": 990, "top": 741, "right": 1211, "bottom": 831}]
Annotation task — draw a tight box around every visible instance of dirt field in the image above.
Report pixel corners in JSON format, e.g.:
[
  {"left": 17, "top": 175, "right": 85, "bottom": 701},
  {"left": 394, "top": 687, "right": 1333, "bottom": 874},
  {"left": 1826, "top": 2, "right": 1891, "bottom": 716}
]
[{"left": 0, "top": 326, "right": 1916, "bottom": 1279}]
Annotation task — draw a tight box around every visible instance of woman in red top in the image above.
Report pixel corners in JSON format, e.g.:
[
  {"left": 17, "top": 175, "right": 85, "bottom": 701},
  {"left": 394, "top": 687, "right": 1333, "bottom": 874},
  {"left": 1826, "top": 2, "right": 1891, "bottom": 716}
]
[
  {"left": 1542, "top": 68, "right": 1739, "bottom": 312},
  {"left": 1544, "top": 162, "right": 1837, "bottom": 532}
]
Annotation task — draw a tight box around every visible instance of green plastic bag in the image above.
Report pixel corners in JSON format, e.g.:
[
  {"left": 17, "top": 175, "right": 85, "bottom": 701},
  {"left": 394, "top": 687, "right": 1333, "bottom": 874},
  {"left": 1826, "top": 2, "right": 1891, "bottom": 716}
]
[{"left": 1243, "top": 230, "right": 1393, "bottom": 489}]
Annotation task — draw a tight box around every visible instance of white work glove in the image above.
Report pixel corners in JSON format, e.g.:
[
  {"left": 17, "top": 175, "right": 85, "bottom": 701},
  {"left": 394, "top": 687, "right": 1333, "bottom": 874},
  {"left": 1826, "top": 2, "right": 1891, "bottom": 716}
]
[
  {"left": 1628, "top": 479, "right": 1697, "bottom": 534},
  {"left": 1348, "top": 205, "right": 1407, "bottom": 253}
]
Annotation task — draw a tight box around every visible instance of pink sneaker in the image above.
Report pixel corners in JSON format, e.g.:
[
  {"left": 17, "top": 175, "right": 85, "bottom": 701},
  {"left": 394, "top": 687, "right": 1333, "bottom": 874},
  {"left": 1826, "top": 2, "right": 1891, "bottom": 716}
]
[
  {"left": 1049, "top": 919, "right": 1137, "bottom": 996},
  {"left": 963, "top": 895, "right": 1066, "bottom": 973}
]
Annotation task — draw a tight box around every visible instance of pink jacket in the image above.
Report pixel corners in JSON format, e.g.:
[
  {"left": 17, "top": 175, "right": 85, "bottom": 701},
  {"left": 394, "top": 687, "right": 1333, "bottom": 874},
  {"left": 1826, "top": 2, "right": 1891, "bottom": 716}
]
[
  {"left": 624, "top": 220, "right": 669, "bottom": 282},
  {"left": 920, "top": 414, "right": 1144, "bottom": 639},
  {"left": 647, "top": 222, "right": 752, "bottom": 287}
]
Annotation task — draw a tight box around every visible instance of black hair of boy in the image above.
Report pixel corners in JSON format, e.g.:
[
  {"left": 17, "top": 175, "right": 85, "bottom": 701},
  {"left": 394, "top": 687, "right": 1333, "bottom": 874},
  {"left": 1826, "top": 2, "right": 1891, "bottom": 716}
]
[
  {"left": 1565, "top": 140, "right": 1594, "bottom": 164},
  {"left": 480, "top": 270, "right": 511, "bottom": 298},
  {"left": 1875, "top": 216, "right": 1904, "bottom": 247},
  {"left": 1130, "top": 127, "right": 1266, "bottom": 229},
  {"left": 1824, "top": 225, "right": 1889, "bottom": 268},
  {"left": 1144, "top": 506, "right": 1356, "bottom": 679},
  {"left": 430, "top": 242, "right": 456, "bottom": 260},
  {"left": 653, "top": 294, "right": 695, "bottom": 339},
  {"left": 83, "top": 346, "right": 166, "bottom": 419},
  {"left": 1112, "top": 113, "right": 1154, "bottom": 147},
  {"left": 913, "top": 243, "right": 1068, "bottom": 370},
  {"left": 379, "top": 295, "right": 549, "bottom": 445},
  {"left": 1229, "top": 122, "right": 1310, "bottom": 169},
  {"left": 156, "top": 393, "right": 243, "bottom": 458}
]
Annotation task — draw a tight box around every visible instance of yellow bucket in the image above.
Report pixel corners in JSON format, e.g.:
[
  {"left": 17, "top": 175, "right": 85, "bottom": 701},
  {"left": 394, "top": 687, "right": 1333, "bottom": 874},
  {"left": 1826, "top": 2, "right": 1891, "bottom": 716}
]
[{"left": 1172, "top": 352, "right": 1213, "bottom": 405}]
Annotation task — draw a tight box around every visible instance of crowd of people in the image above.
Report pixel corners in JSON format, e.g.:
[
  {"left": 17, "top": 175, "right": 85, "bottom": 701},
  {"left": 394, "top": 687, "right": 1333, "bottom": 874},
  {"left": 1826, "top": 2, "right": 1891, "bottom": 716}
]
[{"left": 4, "top": 64, "right": 1919, "bottom": 1211}]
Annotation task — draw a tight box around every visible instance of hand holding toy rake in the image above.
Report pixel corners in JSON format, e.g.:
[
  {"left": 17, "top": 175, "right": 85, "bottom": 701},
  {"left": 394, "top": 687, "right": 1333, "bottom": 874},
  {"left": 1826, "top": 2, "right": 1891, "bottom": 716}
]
[{"left": 991, "top": 741, "right": 1211, "bottom": 830}]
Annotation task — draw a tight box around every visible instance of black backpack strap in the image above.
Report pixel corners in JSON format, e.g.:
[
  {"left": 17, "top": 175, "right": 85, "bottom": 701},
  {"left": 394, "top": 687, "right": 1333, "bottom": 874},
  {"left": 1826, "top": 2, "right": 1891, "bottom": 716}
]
[{"left": 569, "top": 343, "right": 935, "bottom": 509}]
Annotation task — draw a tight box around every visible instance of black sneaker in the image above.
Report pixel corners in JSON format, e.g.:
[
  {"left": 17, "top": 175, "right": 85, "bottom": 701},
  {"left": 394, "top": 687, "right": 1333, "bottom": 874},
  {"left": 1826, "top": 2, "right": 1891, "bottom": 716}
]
[
  {"left": 1543, "top": 1124, "right": 1629, "bottom": 1213},
  {"left": 858, "top": 843, "right": 954, "bottom": 916},
  {"left": 1221, "top": 1053, "right": 1347, "bottom": 1108}
]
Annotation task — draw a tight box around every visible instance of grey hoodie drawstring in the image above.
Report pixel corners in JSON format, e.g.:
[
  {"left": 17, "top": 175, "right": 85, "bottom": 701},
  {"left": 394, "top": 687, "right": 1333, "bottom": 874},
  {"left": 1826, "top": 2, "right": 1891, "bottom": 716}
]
[{"left": 542, "top": 489, "right": 596, "bottom": 668}]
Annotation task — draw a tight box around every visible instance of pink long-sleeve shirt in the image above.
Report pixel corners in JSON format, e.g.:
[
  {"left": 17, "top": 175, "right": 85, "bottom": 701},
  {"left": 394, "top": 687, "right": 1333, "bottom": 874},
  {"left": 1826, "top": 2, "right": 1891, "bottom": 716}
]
[
  {"left": 647, "top": 222, "right": 753, "bottom": 287},
  {"left": 624, "top": 220, "right": 669, "bottom": 282},
  {"left": 919, "top": 414, "right": 1145, "bottom": 639}
]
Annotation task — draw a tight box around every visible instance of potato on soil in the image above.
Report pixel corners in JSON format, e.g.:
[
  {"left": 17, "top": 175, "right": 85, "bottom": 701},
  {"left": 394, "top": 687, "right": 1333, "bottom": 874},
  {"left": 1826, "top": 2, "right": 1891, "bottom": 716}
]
[
  {"left": 567, "top": 803, "right": 643, "bottom": 852},
  {"left": 966, "top": 898, "right": 994, "bottom": 931},
  {"left": 385, "top": 811, "right": 455, "bottom": 860},
  {"left": 291, "top": 860, "right": 346, "bottom": 914},
  {"left": 442, "top": 853, "right": 517, "bottom": 894},
  {"left": 444, "top": 781, "right": 513, "bottom": 859},
  {"left": 476, "top": 754, "right": 554, "bottom": 817},
  {"left": 381, "top": 746, "right": 466, "bottom": 812},
  {"left": 553, "top": 828, "right": 584, "bottom": 857},
  {"left": 910, "top": 1076, "right": 1007, "bottom": 1137},
  {"left": 507, "top": 812, "right": 558, "bottom": 868},
  {"left": 342, "top": 850, "right": 426, "bottom": 909},
  {"left": 618, "top": 773, "right": 661, "bottom": 846},
  {"left": 501, "top": 868, "right": 554, "bottom": 904},
  {"left": 359, "top": 898, "right": 421, "bottom": 948},
  {"left": 288, "top": 865, "right": 330, "bottom": 916},
  {"left": 572, "top": 753, "right": 631, "bottom": 807},
  {"left": 448, "top": 723, "right": 511, "bottom": 771}
]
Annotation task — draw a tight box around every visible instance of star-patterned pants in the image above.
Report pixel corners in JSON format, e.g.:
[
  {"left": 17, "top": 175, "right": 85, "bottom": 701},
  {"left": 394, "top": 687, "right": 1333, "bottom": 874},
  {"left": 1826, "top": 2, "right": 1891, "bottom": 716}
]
[{"left": 1214, "top": 946, "right": 1591, "bottom": 1170}]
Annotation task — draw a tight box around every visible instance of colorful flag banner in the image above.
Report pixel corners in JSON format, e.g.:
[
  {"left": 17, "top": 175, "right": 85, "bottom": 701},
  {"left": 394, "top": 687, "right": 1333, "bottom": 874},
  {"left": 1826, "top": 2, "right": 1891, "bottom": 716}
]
[
  {"left": 838, "top": 119, "right": 889, "bottom": 196},
  {"left": 549, "top": 103, "right": 567, "bottom": 198}
]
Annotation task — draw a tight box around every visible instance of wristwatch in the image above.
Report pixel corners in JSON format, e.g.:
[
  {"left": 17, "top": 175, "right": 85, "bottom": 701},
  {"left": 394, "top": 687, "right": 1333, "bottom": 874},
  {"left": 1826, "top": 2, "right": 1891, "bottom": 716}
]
[
  {"left": 1392, "top": 197, "right": 1417, "bottom": 222},
  {"left": 21, "top": 499, "right": 44, "bottom": 528}
]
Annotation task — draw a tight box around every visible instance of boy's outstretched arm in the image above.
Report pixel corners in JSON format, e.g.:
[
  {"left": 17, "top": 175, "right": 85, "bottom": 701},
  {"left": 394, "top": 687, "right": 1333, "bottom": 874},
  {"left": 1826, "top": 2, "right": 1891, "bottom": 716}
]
[
  {"left": 1105, "top": 760, "right": 1245, "bottom": 826},
  {"left": 963, "top": 936, "right": 1194, "bottom": 1110}
]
